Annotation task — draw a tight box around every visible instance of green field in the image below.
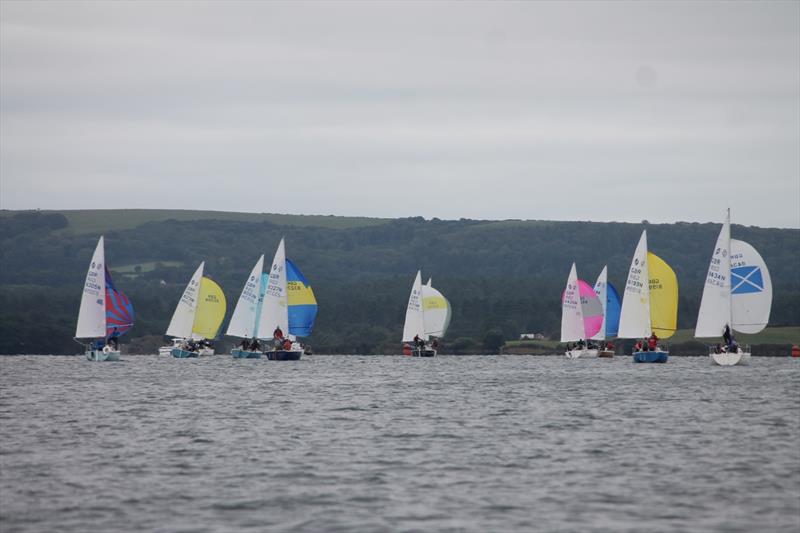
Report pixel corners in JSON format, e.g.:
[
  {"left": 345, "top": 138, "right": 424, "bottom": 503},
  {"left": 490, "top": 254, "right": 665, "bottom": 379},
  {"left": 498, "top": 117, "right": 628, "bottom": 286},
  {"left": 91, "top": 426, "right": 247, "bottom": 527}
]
[
  {"left": 505, "top": 327, "right": 800, "bottom": 347},
  {"left": 110, "top": 261, "right": 184, "bottom": 274},
  {"left": 1, "top": 209, "right": 391, "bottom": 234}
]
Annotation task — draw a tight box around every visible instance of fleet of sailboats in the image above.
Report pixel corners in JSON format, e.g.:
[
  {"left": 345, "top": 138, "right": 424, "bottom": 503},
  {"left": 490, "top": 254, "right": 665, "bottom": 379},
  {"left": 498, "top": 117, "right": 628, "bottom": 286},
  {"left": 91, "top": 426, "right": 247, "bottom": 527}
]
[{"left": 73, "top": 218, "right": 778, "bottom": 362}]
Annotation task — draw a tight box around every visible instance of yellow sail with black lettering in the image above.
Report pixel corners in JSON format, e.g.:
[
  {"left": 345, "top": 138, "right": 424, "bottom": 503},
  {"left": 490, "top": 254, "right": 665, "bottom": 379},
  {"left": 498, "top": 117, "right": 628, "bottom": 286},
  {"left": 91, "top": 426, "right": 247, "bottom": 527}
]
[
  {"left": 192, "top": 276, "right": 227, "bottom": 339},
  {"left": 648, "top": 252, "right": 678, "bottom": 338}
]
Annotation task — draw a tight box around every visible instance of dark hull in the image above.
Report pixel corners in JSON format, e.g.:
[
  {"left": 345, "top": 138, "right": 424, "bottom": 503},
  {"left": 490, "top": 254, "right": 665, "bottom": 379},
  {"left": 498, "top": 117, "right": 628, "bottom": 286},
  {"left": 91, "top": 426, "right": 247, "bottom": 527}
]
[
  {"left": 633, "top": 350, "right": 668, "bottom": 363},
  {"left": 266, "top": 350, "right": 302, "bottom": 361}
]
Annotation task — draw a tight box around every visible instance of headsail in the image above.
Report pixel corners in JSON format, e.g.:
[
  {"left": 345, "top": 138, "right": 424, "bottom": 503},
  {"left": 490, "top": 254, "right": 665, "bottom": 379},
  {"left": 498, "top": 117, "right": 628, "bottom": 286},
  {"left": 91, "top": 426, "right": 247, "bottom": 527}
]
[
  {"left": 618, "top": 230, "right": 651, "bottom": 339},
  {"left": 402, "top": 271, "right": 425, "bottom": 342},
  {"left": 577, "top": 278, "right": 603, "bottom": 339},
  {"left": 647, "top": 252, "right": 678, "bottom": 339},
  {"left": 422, "top": 279, "right": 451, "bottom": 338},
  {"left": 286, "top": 258, "right": 318, "bottom": 337},
  {"left": 730, "top": 239, "right": 772, "bottom": 334},
  {"left": 605, "top": 282, "right": 622, "bottom": 338},
  {"left": 695, "top": 212, "right": 731, "bottom": 338},
  {"left": 76, "top": 237, "right": 107, "bottom": 339},
  {"left": 192, "top": 277, "right": 227, "bottom": 340},
  {"left": 257, "top": 238, "right": 289, "bottom": 339},
  {"left": 226, "top": 255, "right": 265, "bottom": 339},
  {"left": 105, "top": 267, "right": 135, "bottom": 338},
  {"left": 166, "top": 262, "right": 204, "bottom": 339}
]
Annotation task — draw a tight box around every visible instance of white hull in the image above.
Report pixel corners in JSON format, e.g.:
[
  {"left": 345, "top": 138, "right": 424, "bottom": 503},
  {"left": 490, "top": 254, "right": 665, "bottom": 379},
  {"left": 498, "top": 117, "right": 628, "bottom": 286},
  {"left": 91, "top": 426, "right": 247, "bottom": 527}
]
[
  {"left": 565, "top": 349, "right": 598, "bottom": 359},
  {"left": 710, "top": 350, "right": 751, "bottom": 366},
  {"left": 86, "top": 349, "right": 120, "bottom": 362}
]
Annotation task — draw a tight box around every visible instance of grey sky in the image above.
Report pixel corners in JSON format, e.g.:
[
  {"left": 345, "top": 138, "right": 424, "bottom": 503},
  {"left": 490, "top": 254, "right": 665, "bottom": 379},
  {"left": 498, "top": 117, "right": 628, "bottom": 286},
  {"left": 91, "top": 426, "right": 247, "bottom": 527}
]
[{"left": 1, "top": 0, "right": 798, "bottom": 228}]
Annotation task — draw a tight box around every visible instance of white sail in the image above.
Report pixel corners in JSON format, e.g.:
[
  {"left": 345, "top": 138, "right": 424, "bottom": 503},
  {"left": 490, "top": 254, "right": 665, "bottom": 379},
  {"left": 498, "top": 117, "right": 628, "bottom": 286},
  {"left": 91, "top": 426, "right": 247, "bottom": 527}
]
[
  {"left": 695, "top": 211, "right": 732, "bottom": 338},
  {"left": 75, "top": 236, "right": 107, "bottom": 338},
  {"left": 590, "top": 266, "right": 608, "bottom": 341},
  {"left": 730, "top": 239, "right": 772, "bottom": 334},
  {"left": 422, "top": 279, "right": 451, "bottom": 338},
  {"left": 166, "top": 262, "right": 204, "bottom": 339},
  {"left": 226, "top": 254, "right": 265, "bottom": 338},
  {"left": 560, "top": 263, "right": 586, "bottom": 342},
  {"left": 618, "top": 230, "right": 651, "bottom": 339},
  {"left": 402, "top": 271, "right": 425, "bottom": 341},
  {"left": 257, "top": 238, "right": 289, "bottom": 339}
]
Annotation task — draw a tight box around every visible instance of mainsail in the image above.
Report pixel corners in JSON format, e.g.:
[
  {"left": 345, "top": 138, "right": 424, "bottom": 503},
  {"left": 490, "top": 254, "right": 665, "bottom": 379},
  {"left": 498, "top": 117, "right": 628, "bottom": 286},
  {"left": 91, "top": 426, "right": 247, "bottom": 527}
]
[
  {"left": 166, "top": 263, "right": 204, "bottom": 339},
  {"left": 257, "top": 239, "right": 289, "bottom": 339},
  {"left": 76, "top": 237, "right": 107, "bottom": 339},
  {"left": 560, "top": 263, "right": 585, "bottom": 342},
  {"left": 402, "top": 271, "right": 425, "bottom": 342},
  {"left": 226, "top": 255, "right": 265, "bottom": 339},
  {"left": 590, "top": 266, "right": 621, "bottom": 340}
]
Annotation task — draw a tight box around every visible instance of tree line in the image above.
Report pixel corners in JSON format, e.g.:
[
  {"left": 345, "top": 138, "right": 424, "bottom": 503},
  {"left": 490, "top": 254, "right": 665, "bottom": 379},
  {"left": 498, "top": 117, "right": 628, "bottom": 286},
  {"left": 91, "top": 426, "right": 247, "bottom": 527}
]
[{"left": 0, "top": 211, "right": 797, "bottom": 354}]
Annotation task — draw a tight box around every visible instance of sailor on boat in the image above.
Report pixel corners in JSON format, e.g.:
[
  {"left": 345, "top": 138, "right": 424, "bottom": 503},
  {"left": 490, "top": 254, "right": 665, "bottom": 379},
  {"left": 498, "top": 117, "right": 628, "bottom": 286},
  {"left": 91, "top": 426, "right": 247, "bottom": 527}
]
[
  {"left": 272, "top": 326, "right": 285, "bottom": 349},
  {"left": 647, "top": 332, "right": 659, "bottom": 351}
]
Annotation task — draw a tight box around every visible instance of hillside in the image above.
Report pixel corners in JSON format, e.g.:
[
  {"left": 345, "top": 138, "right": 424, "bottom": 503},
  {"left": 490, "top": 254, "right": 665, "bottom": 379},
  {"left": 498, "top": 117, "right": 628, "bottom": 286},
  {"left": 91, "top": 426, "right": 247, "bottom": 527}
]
[{"left": 0, "top": 209, "right": 798, "bottom": 354}]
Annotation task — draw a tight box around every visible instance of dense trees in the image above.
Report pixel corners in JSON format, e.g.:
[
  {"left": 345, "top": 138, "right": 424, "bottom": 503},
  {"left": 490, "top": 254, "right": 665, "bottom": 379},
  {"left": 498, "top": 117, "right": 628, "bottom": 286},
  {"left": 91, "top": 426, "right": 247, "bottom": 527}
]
[{"left": 0, "top": 211, "right": 797, "bottom": 354}]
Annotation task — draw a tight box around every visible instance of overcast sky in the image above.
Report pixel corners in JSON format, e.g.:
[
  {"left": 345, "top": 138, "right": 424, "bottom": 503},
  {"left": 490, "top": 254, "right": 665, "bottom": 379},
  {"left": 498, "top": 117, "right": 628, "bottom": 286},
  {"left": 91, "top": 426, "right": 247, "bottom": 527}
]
[{"left": 1, "top": 1, "right": 798, "bottom": 228}]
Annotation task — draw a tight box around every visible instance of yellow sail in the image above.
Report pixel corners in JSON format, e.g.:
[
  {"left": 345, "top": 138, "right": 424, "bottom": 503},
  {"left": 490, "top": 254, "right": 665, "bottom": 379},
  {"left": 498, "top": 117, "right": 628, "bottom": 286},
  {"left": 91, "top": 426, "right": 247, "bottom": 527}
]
[
  {"left": 192, "top": 276, "right": 227, "bottom": 339},
  {"left": 648, "top": 252, "right": 678, "bottom": 338}
]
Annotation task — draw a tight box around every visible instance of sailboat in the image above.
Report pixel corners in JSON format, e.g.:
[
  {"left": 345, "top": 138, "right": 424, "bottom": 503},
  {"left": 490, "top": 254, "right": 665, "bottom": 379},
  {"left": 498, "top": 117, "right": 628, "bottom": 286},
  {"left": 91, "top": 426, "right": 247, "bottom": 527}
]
[
  {"left": 256, "top": 238, "right": 318, "bottom": 361},
  {"left": 162, "top": 262, "right": 227, "bottom": 358},
  {"left": 75, "top": 236, "right": 135, "bottom": 361},
  {"left": 618, "top": 230, "right": 679, "bottom": 363},
  {"left": 695, "top": 209, "right": 772, "bottom": 366},
  {"left": 560, "top": 263, "right": 603, "bottom": 358},
  {"left": 590, "top": 266, "right": 622, "bottom": 357},
  {"left": 402, "top": 271, "right": 452, "bottom": 357},
  {"left": 227, "top": 255, "right": 267, "bottom": 358}
]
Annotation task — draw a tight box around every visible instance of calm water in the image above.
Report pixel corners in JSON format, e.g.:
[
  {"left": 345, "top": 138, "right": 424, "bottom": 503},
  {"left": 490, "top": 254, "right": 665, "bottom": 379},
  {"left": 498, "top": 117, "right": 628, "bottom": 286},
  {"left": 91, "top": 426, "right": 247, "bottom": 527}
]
[{"left": 1, "top": 355, "right": 798, "bottom": 532}]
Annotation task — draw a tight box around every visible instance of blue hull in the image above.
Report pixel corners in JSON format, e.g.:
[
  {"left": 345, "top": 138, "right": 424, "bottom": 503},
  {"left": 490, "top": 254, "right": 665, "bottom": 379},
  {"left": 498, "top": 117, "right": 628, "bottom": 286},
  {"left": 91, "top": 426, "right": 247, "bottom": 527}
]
[
  {"left": 231, "top": 348, "right": 261, "bottom": 359},
  {"left": 633, "top": 350, "right": 668, "bottom": 363},
  {"left": 171, "top": 348, "right": 198, "bottom": 358},
  {"left": 266, "top": 350, "right": 302, "bottom": 361}
]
